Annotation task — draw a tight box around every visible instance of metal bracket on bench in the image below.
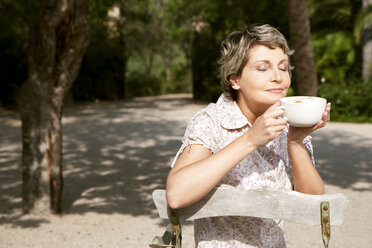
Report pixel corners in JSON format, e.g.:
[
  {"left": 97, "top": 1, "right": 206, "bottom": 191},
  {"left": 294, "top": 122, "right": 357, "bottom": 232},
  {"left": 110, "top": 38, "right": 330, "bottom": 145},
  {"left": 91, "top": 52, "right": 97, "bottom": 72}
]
[
  {"left": 321, "top": 201, "right": 330, "bottom": 248},
  {"left": 149, "top": 207, "right": 182, "bottom": 248},
  {"left": 169, "top": 207, "right": 182, "bottom": 248},
  {"left": 149, "top": 224, "right": 176, "bottom": 248}
]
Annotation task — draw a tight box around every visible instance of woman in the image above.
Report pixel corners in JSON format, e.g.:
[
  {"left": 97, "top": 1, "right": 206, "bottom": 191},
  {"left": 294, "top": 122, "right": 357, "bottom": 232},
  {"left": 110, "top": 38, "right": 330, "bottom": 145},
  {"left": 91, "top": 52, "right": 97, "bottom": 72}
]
[{"left": 166, "top": 24, "right": 331, "bottom": 248}]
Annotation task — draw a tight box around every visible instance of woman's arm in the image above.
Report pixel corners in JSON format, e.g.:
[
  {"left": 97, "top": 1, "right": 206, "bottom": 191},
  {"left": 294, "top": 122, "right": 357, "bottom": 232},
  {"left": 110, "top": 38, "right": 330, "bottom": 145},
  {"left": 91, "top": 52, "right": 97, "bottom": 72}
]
[
  {"left": 288, "top": 140, "right": 324, "bottom": 194},
  {"left": 166, "top": 134, "right": 257, "bottom": 209},
  {"left": 287, "top": 102, "right": 331, "bottom": 195}
]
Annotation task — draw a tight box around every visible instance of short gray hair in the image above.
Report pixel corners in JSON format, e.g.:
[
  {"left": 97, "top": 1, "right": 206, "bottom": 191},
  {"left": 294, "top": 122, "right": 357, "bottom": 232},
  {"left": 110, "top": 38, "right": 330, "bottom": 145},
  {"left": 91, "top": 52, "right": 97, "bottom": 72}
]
[{"left": 218, "top": 24, "right": 294, "bottom": 101}]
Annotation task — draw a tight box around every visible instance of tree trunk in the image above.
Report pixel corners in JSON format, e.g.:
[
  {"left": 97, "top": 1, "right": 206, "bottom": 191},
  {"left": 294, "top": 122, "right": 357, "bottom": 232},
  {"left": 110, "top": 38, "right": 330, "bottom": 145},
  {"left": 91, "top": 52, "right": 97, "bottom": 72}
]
[
  {"left": 191, "top": 30, "right": 221, "bottom": 102},
  {"left": 362, "top": 0, "right": 372, "bottom": 82},
  {"left": 19, "top": 0, "right": 90, "bottom": 214},
  {"left": 287, "top": 0, "right": 318, "bottom": 96}
]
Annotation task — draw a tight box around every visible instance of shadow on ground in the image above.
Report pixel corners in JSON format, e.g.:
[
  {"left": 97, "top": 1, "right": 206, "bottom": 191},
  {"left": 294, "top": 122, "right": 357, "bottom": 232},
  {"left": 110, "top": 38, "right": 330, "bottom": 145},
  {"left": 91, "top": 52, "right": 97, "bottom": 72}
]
[
  {"left": 1, "top": 95, "right": 371, "bottom": 228},
  {"left": 312, "top": 129, "right": 372, "bottom": 191},
  {"left": 0, "top": 96, "right": 201, "bottom": 228}
]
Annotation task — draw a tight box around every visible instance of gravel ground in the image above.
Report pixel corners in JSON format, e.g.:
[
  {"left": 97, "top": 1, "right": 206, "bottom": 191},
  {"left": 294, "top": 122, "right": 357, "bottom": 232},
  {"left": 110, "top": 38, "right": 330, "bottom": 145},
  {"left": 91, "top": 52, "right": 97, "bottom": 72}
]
[{"left": 1, "top": 94, "right": 371, "bottom": 248}]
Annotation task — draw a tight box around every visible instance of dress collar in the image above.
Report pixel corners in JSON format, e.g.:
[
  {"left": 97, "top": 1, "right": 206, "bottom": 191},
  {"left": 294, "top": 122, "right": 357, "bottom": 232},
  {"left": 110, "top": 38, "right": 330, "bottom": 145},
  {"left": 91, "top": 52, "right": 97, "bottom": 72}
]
[{"left": 216, "top": 94, "right": 252, "bottom": 130}]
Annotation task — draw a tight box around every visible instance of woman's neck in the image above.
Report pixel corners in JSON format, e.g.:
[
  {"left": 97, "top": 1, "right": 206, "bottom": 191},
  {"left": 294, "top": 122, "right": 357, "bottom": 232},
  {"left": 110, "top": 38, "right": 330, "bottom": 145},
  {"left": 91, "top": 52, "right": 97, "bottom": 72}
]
[{"left": 236, "top": 96, "right": 267, "bottom": 124}]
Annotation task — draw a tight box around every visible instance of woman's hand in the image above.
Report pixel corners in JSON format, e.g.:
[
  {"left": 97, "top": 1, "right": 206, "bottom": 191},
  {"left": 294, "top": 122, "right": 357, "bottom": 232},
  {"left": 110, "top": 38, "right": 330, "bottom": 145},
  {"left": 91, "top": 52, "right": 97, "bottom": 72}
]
[
  {"left": 245, "top": 101, "right": 287, "bottom": 148},
  {"left": 288, "top": 102, "right": 331, "bottom": 144}
]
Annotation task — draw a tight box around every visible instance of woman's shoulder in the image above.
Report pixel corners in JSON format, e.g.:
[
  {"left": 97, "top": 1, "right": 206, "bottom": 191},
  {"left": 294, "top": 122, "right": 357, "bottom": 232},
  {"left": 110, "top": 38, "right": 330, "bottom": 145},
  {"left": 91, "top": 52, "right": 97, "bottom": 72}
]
[{"left": 187, "top": 102, "right": 219, "bottom": 128}]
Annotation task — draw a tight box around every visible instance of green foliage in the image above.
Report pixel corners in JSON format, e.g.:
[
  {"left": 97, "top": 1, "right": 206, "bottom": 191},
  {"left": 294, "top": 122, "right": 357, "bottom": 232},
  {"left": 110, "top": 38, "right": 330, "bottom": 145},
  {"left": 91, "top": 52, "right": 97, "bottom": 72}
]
[
  {"left": 125, "top": 42, "right": 191, "bottom": 97},
  {"left": 120, "top": 0, "right": 192, "bottom": 98},
  {"left": 286, "top": 87, "right": 295, "bottom": 97},
  {"left": 126, "top": 72, "right": 163, "bottom": 97},
  {"left": 312, "top": 31, "right": 358, "bottom": 84},
  {"left": 319, "top": 79, "right": 372, "bottom": 122},
  {"left": 0, "top": 0, "right": 32, "bottom": 106},
  {"left": 308, "top": 0, "right": 372, "bottom": 122},
  {"left": 309, "top": 0, "right": 360, "bottom": 34},
  {"left": 73, "top": 0, "right": 193, "bottom": 100},
  {"left": 309, "top": 0, "right": 362, "bottom": 83},
  {"left": 72, "top": 25, "right": 124, "bottom": 101},
  {"left": 0, "top": 28, "right": 27, "bottom": 106}
]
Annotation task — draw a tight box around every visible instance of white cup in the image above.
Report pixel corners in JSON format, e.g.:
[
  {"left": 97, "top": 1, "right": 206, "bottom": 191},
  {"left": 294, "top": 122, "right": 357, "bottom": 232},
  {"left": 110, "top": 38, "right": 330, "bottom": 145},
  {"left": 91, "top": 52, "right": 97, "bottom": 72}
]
[{"left": 280, "top": 96, "right": 327, "bottom": 127}]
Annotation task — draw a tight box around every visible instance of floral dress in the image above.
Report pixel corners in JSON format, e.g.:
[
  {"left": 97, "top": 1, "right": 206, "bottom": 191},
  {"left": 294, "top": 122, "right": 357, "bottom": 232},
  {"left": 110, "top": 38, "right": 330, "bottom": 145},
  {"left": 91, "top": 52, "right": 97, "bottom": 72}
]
[{"left": 171, "top": 93, "right": 315, "bottom": 248}]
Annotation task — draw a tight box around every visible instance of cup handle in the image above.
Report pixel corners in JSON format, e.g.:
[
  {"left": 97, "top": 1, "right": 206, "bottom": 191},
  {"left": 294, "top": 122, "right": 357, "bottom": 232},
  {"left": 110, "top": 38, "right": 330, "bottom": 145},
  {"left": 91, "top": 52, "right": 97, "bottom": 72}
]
[{"left": 275, "top": 105, "right": 287, "bottom": 121}]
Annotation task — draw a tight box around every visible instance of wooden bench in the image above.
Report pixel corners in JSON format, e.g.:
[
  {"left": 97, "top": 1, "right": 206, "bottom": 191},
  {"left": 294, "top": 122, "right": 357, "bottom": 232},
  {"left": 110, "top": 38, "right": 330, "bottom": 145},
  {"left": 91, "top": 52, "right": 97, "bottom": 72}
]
[{"left": 149, "top": 184, "right": 349, "bottom": 248}]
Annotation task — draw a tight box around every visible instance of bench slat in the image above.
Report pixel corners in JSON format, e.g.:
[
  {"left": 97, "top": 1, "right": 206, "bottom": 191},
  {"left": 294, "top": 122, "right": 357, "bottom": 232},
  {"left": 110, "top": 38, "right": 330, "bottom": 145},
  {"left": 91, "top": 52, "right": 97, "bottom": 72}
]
[{"left": 152, "top": 184, "right": 349, "bottom": 226}]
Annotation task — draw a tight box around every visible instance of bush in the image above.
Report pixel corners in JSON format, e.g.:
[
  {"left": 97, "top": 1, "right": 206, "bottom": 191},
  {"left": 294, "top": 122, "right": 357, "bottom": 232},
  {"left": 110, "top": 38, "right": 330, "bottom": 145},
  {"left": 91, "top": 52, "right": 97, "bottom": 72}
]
[
  {"left": 319, "top": 79, "right": 372, "bottom": 122},
  {"left": 126, "top": 72, "right": 163, "bottom": 98},
  {"left": 72, "top": 26, "right": 124, "bottom": 101}
]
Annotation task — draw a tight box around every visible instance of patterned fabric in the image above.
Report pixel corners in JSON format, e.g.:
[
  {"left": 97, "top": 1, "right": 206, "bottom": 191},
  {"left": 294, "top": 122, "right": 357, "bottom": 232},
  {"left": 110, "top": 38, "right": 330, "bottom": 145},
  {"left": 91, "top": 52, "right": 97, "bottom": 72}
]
[{"left": 171, "top": 93, "right": 315, "bottom": 248}]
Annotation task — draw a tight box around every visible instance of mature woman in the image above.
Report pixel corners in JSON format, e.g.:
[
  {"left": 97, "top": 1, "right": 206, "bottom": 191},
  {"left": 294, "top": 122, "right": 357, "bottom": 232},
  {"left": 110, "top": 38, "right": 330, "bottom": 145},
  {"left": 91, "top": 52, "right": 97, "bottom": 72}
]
[{"left": 166, "top": 24, "right": 331, "bottom": 248}]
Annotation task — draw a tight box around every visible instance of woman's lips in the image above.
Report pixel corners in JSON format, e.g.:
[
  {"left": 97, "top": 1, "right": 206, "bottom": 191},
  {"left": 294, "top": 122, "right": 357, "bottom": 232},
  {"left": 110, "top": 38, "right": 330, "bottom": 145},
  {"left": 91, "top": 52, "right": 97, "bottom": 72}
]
[{"left": 266, "top": 88, "right": 283, "bottom": 93}]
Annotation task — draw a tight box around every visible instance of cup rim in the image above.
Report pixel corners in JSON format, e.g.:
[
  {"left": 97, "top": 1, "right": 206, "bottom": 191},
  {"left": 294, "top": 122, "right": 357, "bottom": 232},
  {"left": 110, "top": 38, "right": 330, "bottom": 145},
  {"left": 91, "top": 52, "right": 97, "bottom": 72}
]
[{"left": 280, "top": 96, "right": 326, "bottom": 105}]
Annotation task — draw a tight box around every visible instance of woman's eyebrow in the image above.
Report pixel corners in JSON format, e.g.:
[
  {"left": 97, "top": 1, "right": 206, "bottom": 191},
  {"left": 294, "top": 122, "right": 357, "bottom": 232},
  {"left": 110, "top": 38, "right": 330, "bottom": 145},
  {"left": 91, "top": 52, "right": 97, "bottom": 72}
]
[
  {"left": 252, "top": 59, "right": 288, "bottom": 64},
  {"left": 252, "top": 60, "right": 270, "bottom": 64}
]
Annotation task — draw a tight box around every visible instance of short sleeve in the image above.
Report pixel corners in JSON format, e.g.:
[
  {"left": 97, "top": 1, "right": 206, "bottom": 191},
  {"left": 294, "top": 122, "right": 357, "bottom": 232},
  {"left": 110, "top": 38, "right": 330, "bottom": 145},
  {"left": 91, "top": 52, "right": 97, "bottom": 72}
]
[
  {"left": 170, "top": 109, "right": 216, "bottom": 167},
  {"left": 303, "top": 135, "right": 316, "bottom": 166}
]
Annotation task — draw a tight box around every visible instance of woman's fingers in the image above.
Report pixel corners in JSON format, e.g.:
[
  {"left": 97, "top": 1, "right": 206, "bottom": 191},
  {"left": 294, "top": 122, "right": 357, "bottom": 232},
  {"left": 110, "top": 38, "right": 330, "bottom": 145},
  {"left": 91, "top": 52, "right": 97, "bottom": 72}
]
[
  {"left": 324, "top": 103, "right": 331, "bottom": 121},
  {"left": 261, "top": 116, "right": 287, "bottom": 140},
  {"left": 264, "top": 104, "right": 285, "bottom": 119},
  {"left": 270, "top": 116, "right": 287, "bottom": 126},
  {"left": 248, "top": 102, "right": 289, "bottom": 146},
  {"left": 314, "top": 102, "right": 331, "bottom": 129}
]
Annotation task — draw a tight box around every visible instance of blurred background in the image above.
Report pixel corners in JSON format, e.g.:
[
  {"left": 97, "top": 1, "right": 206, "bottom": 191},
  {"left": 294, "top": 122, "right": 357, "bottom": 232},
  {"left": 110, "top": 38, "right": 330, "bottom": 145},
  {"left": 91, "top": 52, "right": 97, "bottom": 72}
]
[
  {"left": 1, "top": 0, "right": 371, "bottom": 122},
  {"left": 1, "top": 2, "right": 372, "bottom": 246}
]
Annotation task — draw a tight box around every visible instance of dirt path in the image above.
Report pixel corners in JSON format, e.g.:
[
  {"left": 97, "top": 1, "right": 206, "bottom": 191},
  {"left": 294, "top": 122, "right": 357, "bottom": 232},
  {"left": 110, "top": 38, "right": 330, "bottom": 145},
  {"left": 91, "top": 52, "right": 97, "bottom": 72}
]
[{"left": 1, "top": 94, "right": 371, "bottom": 248}]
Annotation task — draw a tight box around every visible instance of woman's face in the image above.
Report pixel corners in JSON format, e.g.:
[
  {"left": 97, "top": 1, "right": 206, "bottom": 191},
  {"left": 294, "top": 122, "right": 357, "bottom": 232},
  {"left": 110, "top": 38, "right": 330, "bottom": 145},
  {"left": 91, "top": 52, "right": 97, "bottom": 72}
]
[{"left": 230, "top": 44, "right": 291, "bottom": 110}]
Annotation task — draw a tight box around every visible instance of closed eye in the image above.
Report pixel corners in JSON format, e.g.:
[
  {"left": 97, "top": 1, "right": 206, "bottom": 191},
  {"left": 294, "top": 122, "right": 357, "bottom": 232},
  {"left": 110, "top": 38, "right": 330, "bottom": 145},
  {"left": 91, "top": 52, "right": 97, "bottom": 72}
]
[
  {"left": 257, "top": 64, "right": 268, "bottom": 71},
  {"left": 279, "top": 64, "right": 288, "bottom": 71}
]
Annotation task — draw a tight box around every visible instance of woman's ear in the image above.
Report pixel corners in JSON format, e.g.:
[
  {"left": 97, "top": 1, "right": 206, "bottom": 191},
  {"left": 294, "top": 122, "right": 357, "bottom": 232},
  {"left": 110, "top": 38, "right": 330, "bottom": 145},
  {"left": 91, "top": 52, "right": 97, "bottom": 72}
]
[{"left": 230, "top": 76, "right": 240, "bottom": 90}]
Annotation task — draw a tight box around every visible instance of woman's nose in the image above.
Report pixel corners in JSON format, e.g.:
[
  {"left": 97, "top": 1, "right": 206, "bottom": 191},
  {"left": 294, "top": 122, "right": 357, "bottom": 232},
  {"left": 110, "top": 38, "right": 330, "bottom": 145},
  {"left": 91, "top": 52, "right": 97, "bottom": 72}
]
[{"left": 271, "top": 68, "right": 282, "bottom": 83}]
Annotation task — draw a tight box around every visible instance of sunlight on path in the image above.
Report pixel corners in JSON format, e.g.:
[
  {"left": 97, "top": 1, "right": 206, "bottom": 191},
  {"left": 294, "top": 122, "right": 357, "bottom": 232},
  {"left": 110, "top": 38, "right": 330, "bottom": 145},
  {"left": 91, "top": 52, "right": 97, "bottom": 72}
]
[{"left": 0, "top": 95, "right": 371, "bottom": 248}]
